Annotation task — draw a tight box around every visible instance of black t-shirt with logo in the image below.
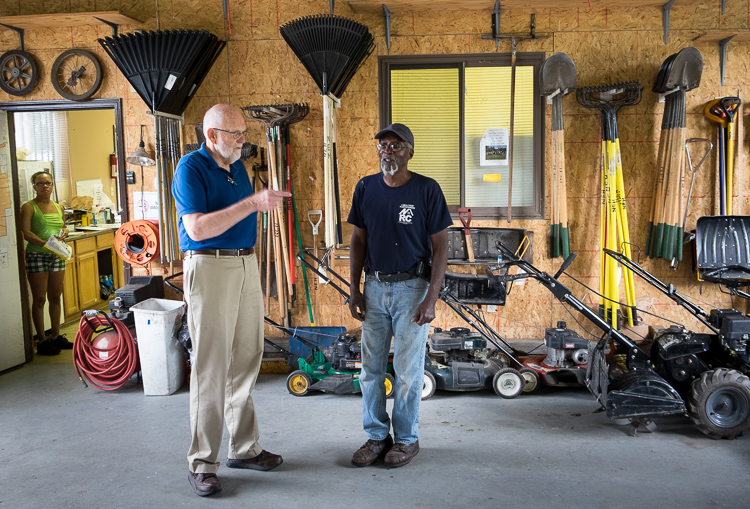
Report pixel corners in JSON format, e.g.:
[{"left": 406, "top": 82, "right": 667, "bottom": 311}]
[{"left": 347, "top": 172, "right": 452, "bottom": 274}]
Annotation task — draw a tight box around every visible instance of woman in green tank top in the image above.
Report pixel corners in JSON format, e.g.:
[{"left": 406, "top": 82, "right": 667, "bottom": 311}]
[{"left": 19, "top": 171, "right": 73, "bottom": 355}]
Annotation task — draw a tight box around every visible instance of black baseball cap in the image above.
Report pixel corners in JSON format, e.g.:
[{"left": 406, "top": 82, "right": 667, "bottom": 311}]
[{"left": 374, "top": 123, "right": 414, "bottom": 147}]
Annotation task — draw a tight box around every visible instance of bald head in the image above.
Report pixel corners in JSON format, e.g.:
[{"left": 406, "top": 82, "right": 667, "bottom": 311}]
[
  {"left": 203, "top": 104, "right": 244, "bottom": 136},
  {"left": 202, "top": 104, "right": 247, "bottom": 167}
]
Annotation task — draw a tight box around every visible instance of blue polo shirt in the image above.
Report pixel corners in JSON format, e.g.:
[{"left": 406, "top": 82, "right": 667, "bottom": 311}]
[{"left": 172, "top": 143, "right": 257, "bottom": 251}]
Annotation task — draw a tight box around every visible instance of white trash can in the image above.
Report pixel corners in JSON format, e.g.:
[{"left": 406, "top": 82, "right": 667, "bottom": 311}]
[{"left": 130, "top": 298, "right": 187, "bottom": 396}]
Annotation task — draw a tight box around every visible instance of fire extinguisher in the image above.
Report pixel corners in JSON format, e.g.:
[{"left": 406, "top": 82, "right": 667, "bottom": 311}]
[{"left": 110, "top": 153, "right": 117, "bottom": 178}]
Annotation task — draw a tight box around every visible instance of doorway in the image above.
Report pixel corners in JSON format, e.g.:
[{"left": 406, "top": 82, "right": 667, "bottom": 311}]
[{"left": 0, "top": 99, "right": 128, "bottom": 367}]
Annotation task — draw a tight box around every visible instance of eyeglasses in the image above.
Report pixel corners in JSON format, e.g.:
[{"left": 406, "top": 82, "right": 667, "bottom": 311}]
[
  {"left": 213, "top": 128, "right": 249, "bottom": 140},
  {"left": 34, "top": 182, "right": 54, "bottom": 187},
  {"left": 376, "top": 141, "right": 411, "bottom": 153}
]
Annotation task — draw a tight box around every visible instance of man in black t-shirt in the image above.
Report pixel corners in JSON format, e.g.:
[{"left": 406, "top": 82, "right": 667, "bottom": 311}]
[{"left": 347, "top": 123, "right": 451, "bottom": 468}]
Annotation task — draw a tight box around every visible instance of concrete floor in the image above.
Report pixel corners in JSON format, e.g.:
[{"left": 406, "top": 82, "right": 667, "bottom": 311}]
[{"left": 2, "top": 345, "right": 750, "bottom": 509}]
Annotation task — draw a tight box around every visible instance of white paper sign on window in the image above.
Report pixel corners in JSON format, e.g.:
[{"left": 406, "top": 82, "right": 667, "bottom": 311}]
[{"left": 480, "top": 128, "right": 509, "bottom": 167}]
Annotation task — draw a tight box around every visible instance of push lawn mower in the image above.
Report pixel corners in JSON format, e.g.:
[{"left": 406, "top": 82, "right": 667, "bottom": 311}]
[
  {"left": 286, "top": 332, "right": 395, "bottom": 398},
  {"left": 422, "top": 326, "right": 525, "bottom": 399},
  {"left": 493, "top": 240, "right": 750, "bottom": 438},
  {"left": 426, "top": 228, "right": 605, "bottom": 399},
  {"left": 425, "top": 284, "right": 597, "bottom": 400}
]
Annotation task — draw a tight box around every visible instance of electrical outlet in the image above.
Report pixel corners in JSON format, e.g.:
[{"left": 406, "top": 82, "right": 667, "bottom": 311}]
[
  {"left": 486, "top": 305, "right": 497, "bottom": 313},
  {"left": 126, "top": 171, "right": 136, "bottom": 184}
]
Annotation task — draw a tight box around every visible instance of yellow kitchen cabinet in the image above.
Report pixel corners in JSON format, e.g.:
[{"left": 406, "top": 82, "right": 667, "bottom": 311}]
[
  {"left": 75, "top": 237, "right": 100, "bottom": 311},
  {"left": 62, "top": 244, "right": 79, "bottom": 318},
  {"left": 62, "top": 230, "right": 125, "bottom": 320}
]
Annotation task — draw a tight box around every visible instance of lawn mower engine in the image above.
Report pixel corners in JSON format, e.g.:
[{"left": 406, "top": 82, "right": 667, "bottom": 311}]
[
  {"left": 712, "top": 310, "right": 750, "bottom": 364},
  {"left": 426, "top": 327, "right": 504, "bottom": 392},
  {"left": 519, "top": 321, "right": 590, "bottom": 386},
  {"left": 652, "top": 310, "right": 750, "bottom": 392},
  {"left": 330, "top": 333, "right": 362, "bottom": 371},
  {"left": 544, "top": 321, "right": 590, "bottom": 367}
]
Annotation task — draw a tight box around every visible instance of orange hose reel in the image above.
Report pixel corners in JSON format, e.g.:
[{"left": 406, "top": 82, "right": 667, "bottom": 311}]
[{"left": 114, "top": 220, "right": 160, "bottom": 266}]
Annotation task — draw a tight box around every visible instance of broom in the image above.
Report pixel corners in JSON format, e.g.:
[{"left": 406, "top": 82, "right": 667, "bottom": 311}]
[{"left": 280, "top": 14, "right": 375, "bottom": 248}]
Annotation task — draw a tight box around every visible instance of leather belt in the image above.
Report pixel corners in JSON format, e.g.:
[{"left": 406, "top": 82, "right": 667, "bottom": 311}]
[
  {"left": 185, "top": 248, "right": 254, "bottom": 257},
  {"left": 366, "top": 267, "right": 419, "bottom": 283}
]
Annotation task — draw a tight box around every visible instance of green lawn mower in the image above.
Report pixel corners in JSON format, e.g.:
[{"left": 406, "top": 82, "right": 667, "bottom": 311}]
[{"left": 286, "top": 332, "right": 395, "bottom": 398}]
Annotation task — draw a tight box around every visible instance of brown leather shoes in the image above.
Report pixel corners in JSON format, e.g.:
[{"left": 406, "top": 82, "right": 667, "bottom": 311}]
[
  {"left": 351, "top": 435, "right": 394, "bottom": 467},
  {"left": 226, "top": 450, "right": 283, "bottom": 471},
  {"left": 384, "top": 440, "right": 419, "bottom": 468},
  {"left": 188, "top": 472, "right": 222, "bottom": 497}
]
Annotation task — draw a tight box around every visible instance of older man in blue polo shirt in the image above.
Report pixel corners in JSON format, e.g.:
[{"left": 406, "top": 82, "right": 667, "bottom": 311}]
[{"left": 172, "top": 103, "right": 290, "bottom": 497}]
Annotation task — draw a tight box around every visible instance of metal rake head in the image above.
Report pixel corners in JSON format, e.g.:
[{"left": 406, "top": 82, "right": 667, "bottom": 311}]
[
  {"left": 576, "top": 80, "right": 642, "bottom": 111},
  {"left": 287, "top": 102, "right": 310, "bottom": 125},
  {"left": 242, "top": 103, "right": 297, "bottom": 128}
]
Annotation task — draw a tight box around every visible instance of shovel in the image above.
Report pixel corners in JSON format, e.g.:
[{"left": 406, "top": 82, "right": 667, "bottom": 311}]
[
  {"left": 308, "top": 210, "right": 323, "bottom": 283},
  {"left": 540, "top": 52, "right": 576, "bottom": 258}
]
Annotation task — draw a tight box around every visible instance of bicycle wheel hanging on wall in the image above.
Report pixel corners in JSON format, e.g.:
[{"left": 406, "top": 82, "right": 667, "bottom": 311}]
[
  {"left": 0, "top": 50, "right": 38, "bottom": 96},
  {"left": 51, "top": 49, "right": 103, "bottom": 101}
]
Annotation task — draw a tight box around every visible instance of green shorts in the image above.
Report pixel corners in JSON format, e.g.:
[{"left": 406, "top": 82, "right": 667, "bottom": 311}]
[{"left": 25, "top": 251, "right": 65, "bottom": 273}]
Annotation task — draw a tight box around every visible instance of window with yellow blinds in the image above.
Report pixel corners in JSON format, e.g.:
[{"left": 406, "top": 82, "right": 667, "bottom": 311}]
[{"left": 380, "top": 53, "right": 545, "bottom": 219}]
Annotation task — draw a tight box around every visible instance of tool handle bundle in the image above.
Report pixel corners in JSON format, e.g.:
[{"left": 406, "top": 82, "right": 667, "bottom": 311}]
[
  {"left": 577, "top": 80, "right": 641, "bottom": 328},
  {"left": 540, "top": 52, "right": 577, "bottom": 259},
  {"left": 646, "top": 47, "right": 703, "bottom": 263},
  {"left": 704, "top": 96, "right": 741, "bottom": 216},
  {"left": 242, "top": 104, "right": 309, "bottom": 327}
]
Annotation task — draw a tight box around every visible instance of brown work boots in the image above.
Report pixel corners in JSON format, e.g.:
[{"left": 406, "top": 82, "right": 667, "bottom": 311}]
[
  {"left": 351, "top": 435, "right": 420, "bottom": 468},
  {"left": 188, "top": 472, "right": 222, "bottom": 497}
]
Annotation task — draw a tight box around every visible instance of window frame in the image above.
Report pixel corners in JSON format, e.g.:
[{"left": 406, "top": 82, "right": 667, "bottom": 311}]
[{"left": 378, "top": 52, "right": 546, "bottom": 220}]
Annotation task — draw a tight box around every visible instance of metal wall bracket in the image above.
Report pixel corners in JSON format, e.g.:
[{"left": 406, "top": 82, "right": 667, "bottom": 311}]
[
  {"left": 383, "top": 5, "right": 391, "bottom": 52},
  {"left": 662, "top": 0, "right": 677, "bottom": 44},
  {"left": 719, "top": 34, "right": 736, "bottom": 86},
  {"left": 93, "top": 16, "right": 118, "bottom": 38},
  {"left": 482, "top": 12, "right": 547, "bottom": 47},
  {"left": 491, "top": 0, "right": 500, "bottom": 48},
  {"left": 147, "top": 110, "right": 185, "bottom": 124},
  {"left": 0, "top": 23, "right": 25, "bottom": 51}
]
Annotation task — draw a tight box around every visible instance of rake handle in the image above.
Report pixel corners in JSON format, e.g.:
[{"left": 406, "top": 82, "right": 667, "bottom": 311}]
[{"left": 507, "top": 45, "right": 517, "bottom": 224}]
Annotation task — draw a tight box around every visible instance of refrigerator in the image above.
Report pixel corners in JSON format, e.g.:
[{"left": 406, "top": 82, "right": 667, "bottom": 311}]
[{"left": 0, "top": 111, "right": 27, "bottom": 370}]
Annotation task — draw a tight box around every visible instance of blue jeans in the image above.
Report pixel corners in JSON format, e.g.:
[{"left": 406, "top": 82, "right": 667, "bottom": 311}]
[{"left": 360, "top": 276, "right": 429, "bottom": 445}]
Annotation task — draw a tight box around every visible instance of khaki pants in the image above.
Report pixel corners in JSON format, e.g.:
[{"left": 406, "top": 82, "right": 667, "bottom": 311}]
[{"left": 184, "top": 253, "right": 264, "bottom": 473}]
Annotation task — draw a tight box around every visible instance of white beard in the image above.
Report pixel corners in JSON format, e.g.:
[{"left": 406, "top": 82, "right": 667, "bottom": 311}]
[
  {"left": 216, "top": 142, "right": 241, "bottom": 164},
  {"left": 222, "top": 147, "right": 241, "bottom": 164},
  {"left": 380, "top": 159, "right": 398, "bottom": 176}
]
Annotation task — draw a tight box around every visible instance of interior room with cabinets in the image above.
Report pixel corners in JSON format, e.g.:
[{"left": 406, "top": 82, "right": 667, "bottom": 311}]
[{"left": 11, "top": 105, "right": 125, "bottom": 327}]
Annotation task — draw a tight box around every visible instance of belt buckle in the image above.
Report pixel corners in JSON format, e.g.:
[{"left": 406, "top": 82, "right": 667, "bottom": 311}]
[
  {"left": 234, "top": 249, "right": 241, "bottom": 256},
  {"left": 373, "top": 270, "right": 384, "bottom": 282}
]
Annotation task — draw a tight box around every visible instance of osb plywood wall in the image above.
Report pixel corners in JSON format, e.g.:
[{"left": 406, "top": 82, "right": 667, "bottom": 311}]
[{"left": 1, "top": 0, "right": 749, "bottom": 341}]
